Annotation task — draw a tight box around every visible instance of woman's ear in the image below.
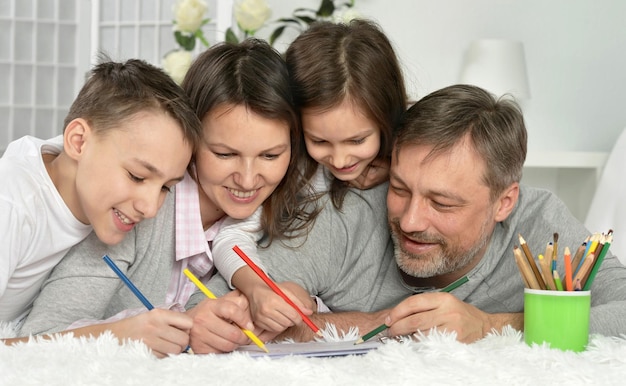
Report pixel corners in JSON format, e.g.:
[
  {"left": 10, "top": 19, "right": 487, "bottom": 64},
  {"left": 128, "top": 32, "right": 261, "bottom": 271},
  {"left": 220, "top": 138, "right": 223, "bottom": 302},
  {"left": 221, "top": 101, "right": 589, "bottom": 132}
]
[
  {"left": 494, "top": 182, "right": 520, "bottom": 222},
  {"left": 63, "top": 118, "right": 90, "bottom": 161}
]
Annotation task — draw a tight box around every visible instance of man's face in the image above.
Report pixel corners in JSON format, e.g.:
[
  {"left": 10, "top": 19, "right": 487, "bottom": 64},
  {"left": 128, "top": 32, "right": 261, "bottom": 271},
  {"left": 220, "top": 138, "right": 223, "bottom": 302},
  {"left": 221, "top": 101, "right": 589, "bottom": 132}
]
[{"left": 386, "top": 136, "right": 511, "bottom": 279}]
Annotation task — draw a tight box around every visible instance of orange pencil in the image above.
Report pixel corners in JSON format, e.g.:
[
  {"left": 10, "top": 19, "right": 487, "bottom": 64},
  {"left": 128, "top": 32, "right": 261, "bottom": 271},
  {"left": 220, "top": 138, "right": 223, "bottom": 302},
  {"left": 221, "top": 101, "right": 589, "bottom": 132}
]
[
  {"left": 564, "top": 246, "right": 573, "bottom": 291},
  {"left": 232, "top": 245, "right": 323, "bottom": 336}
]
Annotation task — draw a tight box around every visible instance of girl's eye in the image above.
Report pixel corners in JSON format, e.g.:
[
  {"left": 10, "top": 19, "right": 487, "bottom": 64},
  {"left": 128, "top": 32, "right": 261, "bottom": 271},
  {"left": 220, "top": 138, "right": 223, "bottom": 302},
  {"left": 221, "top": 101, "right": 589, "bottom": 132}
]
[
  {"left": 161, "top": 185, "right": 173, "bottom": 193},
  {"left": 263, "top": 153, "right": 279, "bottom": 160},
  {"left": 128, "top": 172, "right": 144, "bottom": 183},
  {"left": 351, "top": 138, "right": 365, "bottom": 144}
]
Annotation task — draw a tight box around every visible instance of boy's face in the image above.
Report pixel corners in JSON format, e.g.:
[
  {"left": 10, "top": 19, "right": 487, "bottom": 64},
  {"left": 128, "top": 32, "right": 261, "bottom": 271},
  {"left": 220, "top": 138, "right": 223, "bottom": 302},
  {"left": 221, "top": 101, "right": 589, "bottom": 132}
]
[
  {"left": 195, "top": 103, "right": 291, "bottom": 220},
  {"left": 73, "top": 110, "right": 191, "bottom": 245}
]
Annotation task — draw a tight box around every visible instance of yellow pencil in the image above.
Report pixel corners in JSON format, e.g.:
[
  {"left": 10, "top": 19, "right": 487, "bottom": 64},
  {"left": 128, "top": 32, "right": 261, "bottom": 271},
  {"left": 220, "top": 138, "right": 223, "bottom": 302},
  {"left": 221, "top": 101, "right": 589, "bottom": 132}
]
[{"left": 183, "top": 268, "right": 269, "bottom": 353}]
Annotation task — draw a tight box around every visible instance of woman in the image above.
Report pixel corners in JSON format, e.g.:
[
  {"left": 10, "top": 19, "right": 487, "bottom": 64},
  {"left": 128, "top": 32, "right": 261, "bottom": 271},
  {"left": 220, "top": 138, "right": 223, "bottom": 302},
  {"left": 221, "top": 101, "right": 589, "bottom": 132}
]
[{"left": 16, "top": 39, "right": 315, "bottom": 357}]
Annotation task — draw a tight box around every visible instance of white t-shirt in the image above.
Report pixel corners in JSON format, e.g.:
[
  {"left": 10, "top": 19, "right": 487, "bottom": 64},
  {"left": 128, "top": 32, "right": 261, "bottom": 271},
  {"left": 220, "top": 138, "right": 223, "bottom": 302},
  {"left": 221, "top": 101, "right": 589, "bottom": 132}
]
[{"left": 0, "top": 135, "right": 92, "bottom": 322}]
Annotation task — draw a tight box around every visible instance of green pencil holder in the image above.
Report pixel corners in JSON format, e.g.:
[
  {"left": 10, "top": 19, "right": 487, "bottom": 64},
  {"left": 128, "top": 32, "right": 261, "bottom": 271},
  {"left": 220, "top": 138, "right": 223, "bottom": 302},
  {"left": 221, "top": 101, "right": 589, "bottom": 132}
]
[{"left": 523, "top": 288, "right": 590, "bottom": 352}]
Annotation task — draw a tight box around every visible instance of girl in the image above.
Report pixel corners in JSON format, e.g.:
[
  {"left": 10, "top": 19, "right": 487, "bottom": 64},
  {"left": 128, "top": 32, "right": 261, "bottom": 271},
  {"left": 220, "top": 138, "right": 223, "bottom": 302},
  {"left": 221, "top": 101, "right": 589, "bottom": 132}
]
[{"left": 214, "top": 19, "right": 409, "bottom": 333}]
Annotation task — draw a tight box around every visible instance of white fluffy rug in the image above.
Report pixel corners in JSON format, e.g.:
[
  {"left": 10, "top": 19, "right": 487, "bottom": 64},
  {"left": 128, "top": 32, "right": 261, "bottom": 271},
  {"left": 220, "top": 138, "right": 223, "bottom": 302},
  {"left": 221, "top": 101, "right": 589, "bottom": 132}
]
[{"left": 2, "top": 324, "right": 626, "bottom": 386}]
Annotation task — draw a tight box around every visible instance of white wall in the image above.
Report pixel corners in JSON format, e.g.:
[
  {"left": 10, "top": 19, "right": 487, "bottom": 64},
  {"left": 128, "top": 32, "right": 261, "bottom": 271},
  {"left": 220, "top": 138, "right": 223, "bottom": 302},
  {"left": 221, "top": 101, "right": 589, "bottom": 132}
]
[{"left": 261, "top": 0, "right": 626, "bottom": 154}]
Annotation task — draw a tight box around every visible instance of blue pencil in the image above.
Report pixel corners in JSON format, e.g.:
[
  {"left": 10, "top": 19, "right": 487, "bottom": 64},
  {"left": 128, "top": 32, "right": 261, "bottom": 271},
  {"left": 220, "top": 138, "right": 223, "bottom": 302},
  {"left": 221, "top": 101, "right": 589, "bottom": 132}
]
[
  {"left": 102, "top": 255, "right": 193, "bottom": 354},
  {"left": 103, "top": 255, "right": 153, "bottom": 310}
]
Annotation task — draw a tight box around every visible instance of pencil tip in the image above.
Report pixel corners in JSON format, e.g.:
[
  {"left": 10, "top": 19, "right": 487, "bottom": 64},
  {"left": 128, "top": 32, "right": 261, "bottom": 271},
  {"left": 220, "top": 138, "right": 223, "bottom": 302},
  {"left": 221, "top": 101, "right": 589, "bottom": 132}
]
[{"left": 354, "top": 339, "right": 364, "bottom": 345}]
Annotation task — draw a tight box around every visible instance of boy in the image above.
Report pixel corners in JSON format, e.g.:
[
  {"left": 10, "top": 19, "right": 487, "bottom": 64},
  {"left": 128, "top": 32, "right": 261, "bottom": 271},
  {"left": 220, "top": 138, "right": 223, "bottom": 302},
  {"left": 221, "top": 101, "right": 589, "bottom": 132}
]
[{"left": 0, "top": 57, "right": 202, "bottom": 328}]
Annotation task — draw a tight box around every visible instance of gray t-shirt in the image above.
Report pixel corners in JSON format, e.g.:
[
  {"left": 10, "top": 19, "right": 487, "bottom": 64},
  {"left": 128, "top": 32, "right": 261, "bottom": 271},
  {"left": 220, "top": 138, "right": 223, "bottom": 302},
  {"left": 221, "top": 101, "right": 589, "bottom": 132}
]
[{"left": 200, "top": 183, "right": 626, "bottom": 336}]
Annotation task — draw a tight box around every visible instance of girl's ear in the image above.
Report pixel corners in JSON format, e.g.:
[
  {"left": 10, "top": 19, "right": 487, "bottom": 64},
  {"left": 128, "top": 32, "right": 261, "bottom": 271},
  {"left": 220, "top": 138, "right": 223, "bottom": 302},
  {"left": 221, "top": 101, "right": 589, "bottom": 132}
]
[{"left": 63, "top": 118, "right": 91, "bottom": 161}]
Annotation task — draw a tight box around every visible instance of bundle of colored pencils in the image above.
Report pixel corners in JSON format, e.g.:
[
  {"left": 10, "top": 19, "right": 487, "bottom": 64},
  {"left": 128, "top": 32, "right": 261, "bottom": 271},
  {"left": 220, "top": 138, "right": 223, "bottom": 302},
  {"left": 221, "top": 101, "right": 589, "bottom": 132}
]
[{"left": 513, "top": 230, "right": 613, "bottom": 291}]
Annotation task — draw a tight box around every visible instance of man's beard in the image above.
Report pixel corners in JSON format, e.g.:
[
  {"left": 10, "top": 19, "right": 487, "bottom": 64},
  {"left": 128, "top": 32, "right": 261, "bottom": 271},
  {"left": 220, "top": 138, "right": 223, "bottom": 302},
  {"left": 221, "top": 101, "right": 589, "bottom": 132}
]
[{"left": 389, "top": 218, "right": 491, "bottom": 278}]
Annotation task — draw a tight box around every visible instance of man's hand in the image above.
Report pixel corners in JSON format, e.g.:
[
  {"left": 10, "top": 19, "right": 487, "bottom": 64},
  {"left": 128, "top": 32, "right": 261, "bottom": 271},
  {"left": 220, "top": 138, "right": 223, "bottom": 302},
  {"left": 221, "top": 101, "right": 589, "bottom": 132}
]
[{"left": 385, "top": 292, "right": 523, "bottom": 343}]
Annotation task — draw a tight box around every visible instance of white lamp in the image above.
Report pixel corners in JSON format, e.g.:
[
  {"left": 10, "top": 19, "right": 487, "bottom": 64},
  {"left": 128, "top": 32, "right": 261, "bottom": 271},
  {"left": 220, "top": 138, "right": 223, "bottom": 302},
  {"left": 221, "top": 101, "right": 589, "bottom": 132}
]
[{"left": 459, "top": 39, "right": 531, "bottom": 100}]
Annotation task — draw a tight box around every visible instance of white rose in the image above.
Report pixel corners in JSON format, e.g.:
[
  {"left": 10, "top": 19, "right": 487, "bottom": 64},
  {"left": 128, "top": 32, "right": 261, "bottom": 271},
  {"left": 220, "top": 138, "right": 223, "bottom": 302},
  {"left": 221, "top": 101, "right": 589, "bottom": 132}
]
[
  {"left": 333, "top": 8, "right": 361, "bottom": 24},
  {"left": 235, "top": 0, "right": 271, "bottom": 33},
  {"left": 174, "top": 0, "right": 208, "bottom": 34},
  {"left": 162, "top": 50, "right": 193, "bottom": 85}
]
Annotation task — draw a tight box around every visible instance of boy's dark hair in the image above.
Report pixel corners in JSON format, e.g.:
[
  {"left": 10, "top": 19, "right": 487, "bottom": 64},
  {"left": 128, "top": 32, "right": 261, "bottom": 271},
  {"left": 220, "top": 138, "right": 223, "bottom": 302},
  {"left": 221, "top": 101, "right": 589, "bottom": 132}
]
[{"left": 65, "top": 55, "right": 202, "bottom": 152}]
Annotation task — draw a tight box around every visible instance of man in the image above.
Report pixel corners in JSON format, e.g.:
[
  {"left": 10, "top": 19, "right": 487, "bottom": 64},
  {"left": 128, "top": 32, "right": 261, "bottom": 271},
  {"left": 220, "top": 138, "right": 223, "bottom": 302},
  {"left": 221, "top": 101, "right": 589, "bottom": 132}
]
[{"left": 195, "top": 84, "right": 626, "bottom": 347}]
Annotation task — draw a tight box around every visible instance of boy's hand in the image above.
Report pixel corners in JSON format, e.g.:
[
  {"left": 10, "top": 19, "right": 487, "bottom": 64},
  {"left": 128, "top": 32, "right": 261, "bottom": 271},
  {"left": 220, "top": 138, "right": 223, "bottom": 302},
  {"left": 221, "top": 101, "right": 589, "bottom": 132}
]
[{"left": 110, "top": 308, "right": 193, "bottom": 358}]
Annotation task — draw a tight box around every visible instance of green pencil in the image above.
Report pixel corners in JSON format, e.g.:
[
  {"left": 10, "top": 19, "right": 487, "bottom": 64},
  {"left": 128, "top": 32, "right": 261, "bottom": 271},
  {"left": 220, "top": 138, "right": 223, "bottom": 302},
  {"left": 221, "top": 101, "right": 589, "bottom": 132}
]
[
  {"left": 582, "top": 234, "right": 612, "bottom": 291},
  {"left": 354, "top": 276, "right": 469, "bottom": 345}
]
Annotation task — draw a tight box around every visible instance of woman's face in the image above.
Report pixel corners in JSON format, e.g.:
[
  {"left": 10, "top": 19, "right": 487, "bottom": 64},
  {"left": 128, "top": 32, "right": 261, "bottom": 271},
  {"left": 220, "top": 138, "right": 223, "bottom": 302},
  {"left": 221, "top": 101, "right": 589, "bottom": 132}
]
[
  {"left": 195, "top": 104, "right": 291, "bottom": 220},
  {"left": 302, "top": 99, "right": 380, "bottom": 182}
]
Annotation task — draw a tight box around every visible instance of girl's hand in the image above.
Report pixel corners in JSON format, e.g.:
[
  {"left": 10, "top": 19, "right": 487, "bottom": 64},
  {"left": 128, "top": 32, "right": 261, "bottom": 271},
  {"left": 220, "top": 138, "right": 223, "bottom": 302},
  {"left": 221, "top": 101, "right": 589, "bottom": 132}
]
[
  {"left": 350, "top": 158, "right": 390, "bottom": 189},
  {"left": 247, "top": 281, "right": 314, "bottom": 333}
]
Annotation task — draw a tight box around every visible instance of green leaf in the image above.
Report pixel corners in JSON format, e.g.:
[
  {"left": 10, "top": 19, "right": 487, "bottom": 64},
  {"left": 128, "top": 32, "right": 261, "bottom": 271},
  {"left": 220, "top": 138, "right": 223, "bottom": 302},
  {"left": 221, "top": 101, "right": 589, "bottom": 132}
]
[
  {"left": 295, "top": 15, "right": 317, "bottom": 25},
  {"left": 317, "top": 0, "right": 335, "bottom": 17},
  {"left": 269, "top": 26, "right": 286, "bottom": 46},
  {"left": 225, "top": 28, "right": 239, "bottom": 44},
  {"left": 195, "top": 30, "right": 210, "bottom": 48},
  {"left": 175, "top": 30, "right": 196, "bottom": 51}
]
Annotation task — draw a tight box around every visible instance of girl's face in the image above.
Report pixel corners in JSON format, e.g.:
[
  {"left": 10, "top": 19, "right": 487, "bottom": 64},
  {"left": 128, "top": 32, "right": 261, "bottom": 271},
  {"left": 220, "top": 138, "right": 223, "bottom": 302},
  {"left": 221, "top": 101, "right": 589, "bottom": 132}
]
[
  {"left": 302, "top": 99, "right": 380, "bottom": 182},
  {"left": 195, "top": 104, "right": 291, "bottom": 220}
]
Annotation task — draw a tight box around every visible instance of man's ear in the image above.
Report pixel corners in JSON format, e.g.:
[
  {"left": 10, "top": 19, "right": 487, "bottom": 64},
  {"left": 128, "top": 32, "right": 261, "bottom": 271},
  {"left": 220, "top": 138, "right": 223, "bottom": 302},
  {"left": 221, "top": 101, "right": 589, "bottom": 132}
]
[
  {"left": 494, "top": 182, "right": 520, "bottom": 222},
  {"left": 63, "top": 118, "right": 91, "bottom": 161}
]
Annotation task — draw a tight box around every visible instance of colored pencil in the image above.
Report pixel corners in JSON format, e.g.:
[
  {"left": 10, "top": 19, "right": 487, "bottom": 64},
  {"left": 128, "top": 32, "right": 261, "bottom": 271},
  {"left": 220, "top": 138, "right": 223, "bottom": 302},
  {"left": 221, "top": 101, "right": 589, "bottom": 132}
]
[
  {"left": 538, "top": 252, "right": 556, "bottom": 290},
  {"left": 563, "top": 247, "right": 573, "bottom": 291},
  {"left": 232, "top": 245, "right": 323, "bottom": 336},
  {"left": 103, "top": 255, "right": 154, "bottom": 310},
  {"left": 572, "top": 254, "right": 594, "bottom": 288},
  {"left": 582, "top": 231, "right": 613, "bottom": 291},
  {"left": 552, "top": 270, "right": 564, "bottom": 291},
  {"left": 182, "top": 268, "right": 268, "bottom": 353},
  {"left": 514, "top": 245, "right": 540, "bottom": 289},
  {"left": 354, "top": 276, "right": 469, "bottom": 345},
  {"left": 518, "top": 234, "right": 546, "bottom": 289},
  {"left": 570, "top": 241, "right": 587, "bottom": 278},
  {"left": 103, "top": 255, "right": 194, "bottom": 354}
]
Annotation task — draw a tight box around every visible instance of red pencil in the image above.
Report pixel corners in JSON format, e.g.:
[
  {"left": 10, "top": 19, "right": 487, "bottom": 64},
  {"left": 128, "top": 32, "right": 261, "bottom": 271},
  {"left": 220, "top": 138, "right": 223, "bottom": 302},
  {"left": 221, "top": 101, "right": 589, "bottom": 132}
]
[{"left": 232, "top": 245, "right": 322, "bottom": 336}]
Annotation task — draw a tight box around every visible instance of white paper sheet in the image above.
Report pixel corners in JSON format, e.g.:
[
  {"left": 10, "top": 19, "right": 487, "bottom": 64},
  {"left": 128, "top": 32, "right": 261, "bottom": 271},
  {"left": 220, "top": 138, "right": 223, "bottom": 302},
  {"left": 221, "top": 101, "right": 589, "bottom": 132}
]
[{"left": 235, "top": 339, "right": 382, "bottom": 358}]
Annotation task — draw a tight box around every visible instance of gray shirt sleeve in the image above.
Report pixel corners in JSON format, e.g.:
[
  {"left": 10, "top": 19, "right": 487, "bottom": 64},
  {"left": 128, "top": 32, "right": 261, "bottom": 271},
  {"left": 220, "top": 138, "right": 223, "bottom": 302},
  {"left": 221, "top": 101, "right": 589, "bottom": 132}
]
[
  {"left": 19, "top": 193, "right": 177, "bottom": 335},
  {"left": 194, "top": 183, "right": 410, "bottom": 313}
]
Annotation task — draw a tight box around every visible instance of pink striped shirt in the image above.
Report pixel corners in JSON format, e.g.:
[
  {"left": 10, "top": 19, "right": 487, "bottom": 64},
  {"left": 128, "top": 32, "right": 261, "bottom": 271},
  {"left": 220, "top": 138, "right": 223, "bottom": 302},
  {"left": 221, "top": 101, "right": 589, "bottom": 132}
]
[{"left": 169, "top": 172, "right": 224, "bottom": 305}]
